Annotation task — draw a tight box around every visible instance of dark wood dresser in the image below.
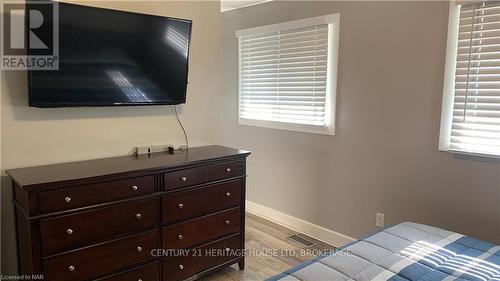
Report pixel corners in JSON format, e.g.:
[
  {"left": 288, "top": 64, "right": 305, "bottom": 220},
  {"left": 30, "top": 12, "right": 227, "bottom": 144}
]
[{"left": 7, "top": 145, "right": 250, "bottom": 281}]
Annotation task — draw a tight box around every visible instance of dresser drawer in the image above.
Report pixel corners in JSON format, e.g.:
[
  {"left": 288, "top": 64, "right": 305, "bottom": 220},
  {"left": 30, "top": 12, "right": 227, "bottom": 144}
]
[
  {"left": 164, "top": 161, "right": 243, "bottom": 191},
  {"left": 163, "top": 207, "right": 241, "bottom": 250},
  {"left": 163, "top": 234, "right": 242, "bottom": 281},
  {"left": 162, "top": 180, "right": 242, "bottom": 224},
  {"left": 43, "top": 230, "right": 158, "bottom": 281},
  {"left": 98, "top": 261, "right": 160, "bottom": 281},
  {"left": 39, "top": 175, "right": 154, "bottom": 214},
  {"left": 40, "top": 198, "right": 158, "bottom": 256}
]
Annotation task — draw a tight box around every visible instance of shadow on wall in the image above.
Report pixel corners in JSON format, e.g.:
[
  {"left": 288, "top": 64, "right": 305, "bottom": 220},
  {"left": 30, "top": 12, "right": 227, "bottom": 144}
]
[
  {"left": 454, "top": 153, "right": 500, "bottom": 164},
  {"left": 3, "top": 70, "right": 182, "bottom": 122},
  {"left": 1, "top": 175, "right": 17, "bottom": 275}
]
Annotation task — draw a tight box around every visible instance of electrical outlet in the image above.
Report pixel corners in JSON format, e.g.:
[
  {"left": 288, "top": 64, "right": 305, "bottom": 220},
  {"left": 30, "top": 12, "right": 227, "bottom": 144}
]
[
  {"left": 376, "top": 212, "right": 385, "bottom": 228},
  {"left": 149, "top": 144, "right": 171, "bottom": 153},
  {"left": 136, "top": 145, "right": 151, "bottom": 155},
  {"left": 136, "top": 144, "right": 172, "bottom": 155}
]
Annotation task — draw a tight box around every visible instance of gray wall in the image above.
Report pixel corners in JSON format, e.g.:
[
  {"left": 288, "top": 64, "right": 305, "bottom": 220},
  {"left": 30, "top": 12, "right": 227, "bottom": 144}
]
[{"left": 221, "top": 1, "right": 500, "bottom": 243}]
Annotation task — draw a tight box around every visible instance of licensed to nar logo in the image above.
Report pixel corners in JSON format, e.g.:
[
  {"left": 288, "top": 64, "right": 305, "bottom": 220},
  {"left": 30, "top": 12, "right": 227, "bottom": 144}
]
[{"left": 1, "top": 1, "right": 58, "bottom": 70}]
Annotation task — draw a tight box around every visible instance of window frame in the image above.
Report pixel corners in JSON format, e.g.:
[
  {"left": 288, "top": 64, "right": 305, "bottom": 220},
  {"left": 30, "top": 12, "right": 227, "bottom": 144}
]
[
  {"left": 235, "top": 14, "right": 340, "bottom": 135},
  {"left": 439, "top": 2, "right": 460, "bottom": 153},
  {"left": 439, "top": 1, "right": 500, "bottom": 158}
]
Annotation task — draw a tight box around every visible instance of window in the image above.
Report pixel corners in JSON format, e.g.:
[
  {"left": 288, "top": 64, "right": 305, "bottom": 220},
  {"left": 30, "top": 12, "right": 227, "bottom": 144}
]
[
  {"left": 236, "top": 14, "right": 340, "bottom": 135},
  {"left": 440, "top": 1, "right": 500, "bottom": 157}
]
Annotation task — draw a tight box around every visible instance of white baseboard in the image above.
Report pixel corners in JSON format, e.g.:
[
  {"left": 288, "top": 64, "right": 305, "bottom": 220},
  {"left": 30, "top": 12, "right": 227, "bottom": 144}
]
[{"left": 246, "top": 200, "right": 356, "bottom": 247}]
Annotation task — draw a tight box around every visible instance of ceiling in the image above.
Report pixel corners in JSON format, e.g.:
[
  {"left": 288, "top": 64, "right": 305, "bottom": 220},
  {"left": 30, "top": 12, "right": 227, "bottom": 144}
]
[{"left": 220, "top": 0, "right": 273, "bottom": 12}]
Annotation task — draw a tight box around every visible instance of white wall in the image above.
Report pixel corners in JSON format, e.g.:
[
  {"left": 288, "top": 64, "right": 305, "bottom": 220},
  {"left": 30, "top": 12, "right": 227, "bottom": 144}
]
[
  {"left": 221, "top": 1, "right": 500, "bottom": 244},
  {"left": 0, "top": 1, "right": 221, "bottom": 273}
]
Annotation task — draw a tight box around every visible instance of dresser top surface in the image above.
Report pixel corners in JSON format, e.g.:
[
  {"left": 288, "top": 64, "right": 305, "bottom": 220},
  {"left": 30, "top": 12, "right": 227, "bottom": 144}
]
[{"left": 7, "top": 145, "right": 250, "bottom": 190}]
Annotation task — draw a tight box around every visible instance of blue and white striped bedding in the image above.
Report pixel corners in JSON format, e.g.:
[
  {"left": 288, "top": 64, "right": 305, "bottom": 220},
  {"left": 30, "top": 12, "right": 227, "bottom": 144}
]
[{"left": 268, "top": 222, "right": 500, "bottom": 281}]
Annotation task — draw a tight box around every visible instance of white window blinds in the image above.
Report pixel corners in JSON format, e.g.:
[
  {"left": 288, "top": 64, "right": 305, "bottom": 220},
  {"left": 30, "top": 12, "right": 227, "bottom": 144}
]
[
  {"left": 236, "top": 15, "right": 339, "bottom": 135},
  {"left": 449, "top": 1, "right": 500, "bottom": 156}
]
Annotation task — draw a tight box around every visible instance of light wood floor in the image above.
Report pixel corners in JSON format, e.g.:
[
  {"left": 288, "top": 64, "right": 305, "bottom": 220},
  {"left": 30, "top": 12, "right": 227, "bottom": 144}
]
[{"left": 200, "top": 213, "right": 335, "bottom": 281}]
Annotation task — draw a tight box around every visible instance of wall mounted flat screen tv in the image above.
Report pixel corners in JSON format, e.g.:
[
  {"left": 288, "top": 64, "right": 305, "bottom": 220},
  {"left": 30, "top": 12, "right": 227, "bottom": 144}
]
[{"left": 28, "top": 3, "right": 192, "bottom": 107}]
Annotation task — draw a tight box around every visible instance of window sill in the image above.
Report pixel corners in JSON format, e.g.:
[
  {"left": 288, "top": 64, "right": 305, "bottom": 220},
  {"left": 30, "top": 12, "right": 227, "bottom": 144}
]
[
  {"left": 440, "top": 147, "right": 500, "bottom": 160},
  {"left": 239, "top": 118, "right": 335, "bottom": 135}
]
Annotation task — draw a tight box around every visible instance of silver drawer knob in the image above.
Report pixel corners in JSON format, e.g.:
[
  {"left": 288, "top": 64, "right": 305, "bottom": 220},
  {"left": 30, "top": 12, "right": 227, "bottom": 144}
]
[
  {"left": 226, "top": 192, "right": 231, "bottom": 197},
  {"left": 131, "top": 185, "right": 138, "bottom": 191},
  {"left": 178, "top": 234, "right": 184, "bottom": 240},
  {"left": 180, "top": 176, "right": 187, "bottom": 182},
  {"left": 225, "top": 220, "right": 231, "bottom": 225},
  {"left": 178, "top": 203, "right": 184, "bottom": 209},
  {"left": 66, "top": 229, "right": 73, "bottom": 235},
  {"left": 138, "top": 279, "right": 143, "bottom": 281},
  {"left": 225, "top": 168, "right": 231, "bottom": 173},
  {"left": 136, "top": 213, "right": 142, "bottom": 219},
  {"left": 64, "top": 197, "right": 71, "bottom": 203},
  {"left": 68, "top": 265, "right": 75, "bottom": 272},
  {"left": 178, "top": 264, "right": 184, "bottom": 270},
  {"left": 136, "top": 246, "right": 143, "bottom": 252}
]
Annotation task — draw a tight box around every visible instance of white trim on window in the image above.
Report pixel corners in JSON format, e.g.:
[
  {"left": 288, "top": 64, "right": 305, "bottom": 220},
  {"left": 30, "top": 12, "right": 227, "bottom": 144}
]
[
  {"left": 236, "top": 14, "right": 340, "bottom": 135},
  {"left": 235, "top": 14, "right": 339, "bottom": 37},
  {"left": 439, "top": 1, "right": 500, "bottom": 158},
  {"left": 439, "top": 1, "right": 461, "bottom": 151}
]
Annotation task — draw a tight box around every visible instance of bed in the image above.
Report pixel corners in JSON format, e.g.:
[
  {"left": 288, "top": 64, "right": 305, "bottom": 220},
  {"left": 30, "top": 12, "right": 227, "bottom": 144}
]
[{"left": 268, "top": 222, "right": 500, "bottom": 281}]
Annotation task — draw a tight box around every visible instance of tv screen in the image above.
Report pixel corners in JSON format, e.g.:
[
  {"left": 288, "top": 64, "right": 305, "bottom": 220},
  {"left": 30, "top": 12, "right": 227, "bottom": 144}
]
[{"left": 28, "top": 3, "right": 192, "bottom": 107}]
